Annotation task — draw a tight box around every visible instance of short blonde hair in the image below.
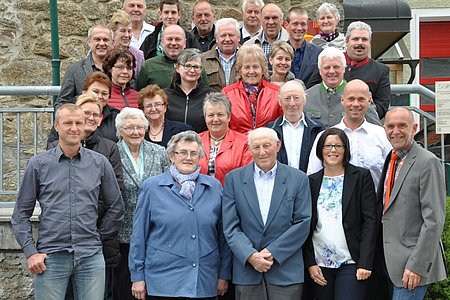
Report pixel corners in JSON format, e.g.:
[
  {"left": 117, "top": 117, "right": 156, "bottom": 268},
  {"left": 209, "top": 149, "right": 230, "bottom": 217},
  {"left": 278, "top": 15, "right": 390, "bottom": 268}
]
[
  {"left": 269, "top": 41, "right": 294, "bottom": 60},
  {"left": 75, "top": 92, "right": 103, "bottom": 113},
  {"left": 236, "top": 44, "right": 269, "bottom": 81},
  {"left": 108, "top": 9, "right": 131, "bottom": 32}
]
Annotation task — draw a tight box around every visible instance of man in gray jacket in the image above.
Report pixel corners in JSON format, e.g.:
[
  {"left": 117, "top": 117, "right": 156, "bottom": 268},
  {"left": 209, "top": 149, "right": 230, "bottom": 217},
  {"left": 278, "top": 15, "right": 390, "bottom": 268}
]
[{"left": 54, "top": 25, "right": 113, "bottom": 108}]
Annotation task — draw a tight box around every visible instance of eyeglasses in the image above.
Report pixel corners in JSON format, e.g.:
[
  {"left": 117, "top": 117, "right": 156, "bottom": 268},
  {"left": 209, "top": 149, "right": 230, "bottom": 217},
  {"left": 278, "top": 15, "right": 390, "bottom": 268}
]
[
  {"left": 323, "top": 144, "right": 345, "bottom": 151},
  {"left": 144, "top": 102, "right": 165, "bottom": 110},
  {"left": 180, "top": 64, "right": 202, "bottom": 71},
  {"left": 84, "top": 111, "right": 100, "bottom": 119},
  {"left": 122, "top": 125, "right": 146, "bottom": 132},
  {"left": 174, "top": 151, "right": 199, "bottom": 158},
  {"left": 113, "top": 64, "right": 133, "bottom": 71}
]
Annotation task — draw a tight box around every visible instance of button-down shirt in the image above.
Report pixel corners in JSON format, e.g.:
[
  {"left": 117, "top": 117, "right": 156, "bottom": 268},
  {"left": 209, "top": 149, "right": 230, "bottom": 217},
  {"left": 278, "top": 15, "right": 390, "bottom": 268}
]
[
  {"left": 261, "top": 31, "right": 282, "bottom": 56},
  {"left": 291, "top": 40, "right": 306, "bottom": 78},
  {"left": 217, "top": 48, "right": 237, "bottom": 86},
  {"left": 131, "top": 21, "right": 155, "bottom": 49},
  {"left": 254, "top": 163, "right": 277, "bottom": 225},
  {"left": 307, "top": 119, "right": 391, "bottom": 187},
  {"left": 281, "top": 115, "right": 307, "bottom": 169},
  {"left": 12, "top": 146, "right": 124, "bottom": 260}
]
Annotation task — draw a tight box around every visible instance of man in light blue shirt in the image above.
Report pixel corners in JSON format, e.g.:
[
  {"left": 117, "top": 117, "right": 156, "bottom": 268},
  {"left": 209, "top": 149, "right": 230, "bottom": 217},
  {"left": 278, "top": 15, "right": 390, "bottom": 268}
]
[{"left": 223, "top": 127, "right": 311, "bottom": 300}]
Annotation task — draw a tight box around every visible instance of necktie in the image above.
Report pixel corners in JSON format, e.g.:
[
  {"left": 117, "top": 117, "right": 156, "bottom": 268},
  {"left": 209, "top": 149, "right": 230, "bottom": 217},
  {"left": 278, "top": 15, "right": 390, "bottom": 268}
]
[{"left": 384, "top": 151, "right": 399, "bottom": 212}]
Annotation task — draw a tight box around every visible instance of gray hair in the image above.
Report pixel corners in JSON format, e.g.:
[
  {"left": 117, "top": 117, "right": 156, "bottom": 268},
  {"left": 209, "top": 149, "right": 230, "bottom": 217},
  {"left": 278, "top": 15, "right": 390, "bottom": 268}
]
[
  {"left": 87, "top": 24, "right": 113, "bottom": 40},
  {"left": 279, "top": 79, "right": 306, "bottom": 99},
  {"left": 318, "top": 46, "right": 346, "bottom": 69},
  {"left": 176, "top": 48, "right": 202, "bottom": 66},
  {"left": 242, "top": 0, "right": 265, "bottom": 13},
  {"left": 166, "top": 130, "right": 205, "bottom": 157},
  {"left": 203, "top": 92, "right": 232, "bottom": 116},
  {"left": 345, "top": 21, "right": 372, "bottom": 41},
  {"left": 248, "top": 127, "right": 279, "bottom": 145},
  {"left": 115, "top": 107, "right": 149, "bottom": 139},
  {"left": 316, "top": 2, "right": 340, "bottom": 22},
  {"left": 215, "top": 18, "right": 240, "bottom": 37}
]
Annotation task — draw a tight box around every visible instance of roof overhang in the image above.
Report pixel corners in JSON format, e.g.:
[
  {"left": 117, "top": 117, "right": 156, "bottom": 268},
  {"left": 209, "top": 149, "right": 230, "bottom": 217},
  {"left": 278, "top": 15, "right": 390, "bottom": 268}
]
[{"left": 343, "top": 0, "right": 412, "bottom": 59}]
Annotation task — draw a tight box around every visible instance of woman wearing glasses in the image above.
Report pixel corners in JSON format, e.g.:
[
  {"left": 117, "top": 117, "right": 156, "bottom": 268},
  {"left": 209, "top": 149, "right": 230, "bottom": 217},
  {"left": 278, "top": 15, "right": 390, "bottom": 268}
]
[
  {"left": 129, "top": 131, "right": 231, "bottom": 300},
  {"left": 114, "top": 107, "right": 169, "bottom": 300},
  {"left": 139, "top": 84, "right": 192, "bottom": 148},
  {"left": 103, "top": 48, "right": 139, "bottom": 110},
  {"left": 165, "top": 48, "right": 215, "bottom": 132},
  {"left": 303, "top": 127, "right": 378, "bottom": 300}
]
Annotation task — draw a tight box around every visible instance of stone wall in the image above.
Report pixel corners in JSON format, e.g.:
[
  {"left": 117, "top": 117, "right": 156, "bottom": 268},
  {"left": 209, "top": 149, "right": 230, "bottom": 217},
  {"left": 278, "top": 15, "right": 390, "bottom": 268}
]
[{"left": 0, "top": 0, "right": 340, "bottom": 298}]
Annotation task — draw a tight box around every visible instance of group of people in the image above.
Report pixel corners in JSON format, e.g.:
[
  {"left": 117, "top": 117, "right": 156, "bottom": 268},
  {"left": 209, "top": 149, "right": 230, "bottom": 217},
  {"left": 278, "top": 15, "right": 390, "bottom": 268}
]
[{"left": 10, "top": 0, "right": 447, "bottom": 300}]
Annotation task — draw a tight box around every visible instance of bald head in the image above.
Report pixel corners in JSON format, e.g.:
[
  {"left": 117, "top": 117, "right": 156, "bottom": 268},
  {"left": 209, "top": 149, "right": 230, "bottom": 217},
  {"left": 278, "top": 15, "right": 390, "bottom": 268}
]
[
  {"left": 162, "top": 25, "right": 186, "bottom": 60},
  {"left": 261, "top": 3, "right": 283, "bottom": 41},
  {"left": 340, "top": 79, "right": 372, "bottom": 125},
  {"left": 384, "top": 107, "right": 417, "bottom": 151}
]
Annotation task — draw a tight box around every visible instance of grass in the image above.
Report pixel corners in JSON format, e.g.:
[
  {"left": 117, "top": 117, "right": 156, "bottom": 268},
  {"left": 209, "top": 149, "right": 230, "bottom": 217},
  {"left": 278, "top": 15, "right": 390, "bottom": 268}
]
[{"left": 424, "top": 197, "right": 450, "bottom": 299}]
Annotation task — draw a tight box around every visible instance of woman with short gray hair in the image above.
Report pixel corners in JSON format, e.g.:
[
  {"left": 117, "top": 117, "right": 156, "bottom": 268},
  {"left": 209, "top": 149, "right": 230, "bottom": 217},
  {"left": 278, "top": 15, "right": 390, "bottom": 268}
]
[
  {"left": 310, "top": 2, "right": 345, "bottom": 50},
  {"left": 129, "top": 130, "right": 231, "bottom": 299},
  {"left": 113, "top": 107, "right": 169, "bottom": 300},
  {"left": 198, "top": 93, "right": 252, "bottom": 185},
  {"left": 165, "top": 48, "right": 216, "bottom": 132}
]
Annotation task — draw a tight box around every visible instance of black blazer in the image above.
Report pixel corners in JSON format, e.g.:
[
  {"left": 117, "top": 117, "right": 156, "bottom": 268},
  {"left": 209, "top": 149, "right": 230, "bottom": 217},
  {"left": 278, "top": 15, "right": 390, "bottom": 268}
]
[
  {"left": 144, "top": 118, "right": 193, "bottom": 148},
  {"left": 304, "top": 164, "right": 379, "bottom": 270}
]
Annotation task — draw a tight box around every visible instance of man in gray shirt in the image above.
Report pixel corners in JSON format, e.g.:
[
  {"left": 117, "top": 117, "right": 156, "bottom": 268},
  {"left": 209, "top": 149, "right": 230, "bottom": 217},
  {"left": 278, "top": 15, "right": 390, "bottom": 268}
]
[{"left": 12, "top": 104, "right": 124, "bottom": 300}]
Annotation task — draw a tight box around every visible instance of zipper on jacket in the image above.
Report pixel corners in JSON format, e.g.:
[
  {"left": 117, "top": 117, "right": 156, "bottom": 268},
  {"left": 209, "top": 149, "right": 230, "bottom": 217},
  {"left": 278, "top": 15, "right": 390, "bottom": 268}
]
[
  {"left": 184, "top": 95, "right": 190, "bottom": 124},
  {"left": 121, "top": 88, "right": 130, "bottom": 107}
]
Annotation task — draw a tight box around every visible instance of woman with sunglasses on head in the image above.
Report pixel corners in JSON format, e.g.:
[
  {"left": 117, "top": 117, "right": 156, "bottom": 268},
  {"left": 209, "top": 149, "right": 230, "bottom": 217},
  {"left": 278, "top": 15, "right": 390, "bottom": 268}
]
[
  {"left": 303, "top": 127, "right": 378, "bottom": 300},
  {"left": 165, "top": 48, "right": 215, "bottom": 133}
]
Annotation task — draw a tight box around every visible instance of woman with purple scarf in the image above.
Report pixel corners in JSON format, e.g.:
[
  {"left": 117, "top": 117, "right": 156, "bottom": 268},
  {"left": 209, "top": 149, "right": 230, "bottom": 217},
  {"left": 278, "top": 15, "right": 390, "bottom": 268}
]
[{"left": 129, "top": 131, "right": 231, "bottom": 300}]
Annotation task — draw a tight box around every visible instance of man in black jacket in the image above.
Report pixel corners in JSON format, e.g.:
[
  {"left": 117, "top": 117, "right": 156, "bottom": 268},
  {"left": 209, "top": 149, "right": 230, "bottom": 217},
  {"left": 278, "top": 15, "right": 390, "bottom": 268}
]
[
  {"left": 140, "top": 0, "right": 201, "bottom": 60},
  {"left": 267, "top": 79, "right": 323, "bottom": 172}
]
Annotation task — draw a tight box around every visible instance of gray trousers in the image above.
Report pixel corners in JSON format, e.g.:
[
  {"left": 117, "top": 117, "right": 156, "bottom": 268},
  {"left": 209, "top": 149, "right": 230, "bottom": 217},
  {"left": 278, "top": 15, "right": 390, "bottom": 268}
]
[{"left": 235, "top": 277, "right": 303, "bottom": 300}]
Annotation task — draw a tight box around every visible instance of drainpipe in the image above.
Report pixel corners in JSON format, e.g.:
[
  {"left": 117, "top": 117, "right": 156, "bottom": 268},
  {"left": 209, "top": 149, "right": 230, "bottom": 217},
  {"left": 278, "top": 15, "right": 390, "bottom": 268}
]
[{"left": 49, "top": 0, "right": 60, "bottom": 106}]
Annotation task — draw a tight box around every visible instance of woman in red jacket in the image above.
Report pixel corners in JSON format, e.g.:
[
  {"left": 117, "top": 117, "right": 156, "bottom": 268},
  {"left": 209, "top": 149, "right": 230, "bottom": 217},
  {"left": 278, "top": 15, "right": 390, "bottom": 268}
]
[
  {"left": 198, "top": 92, "right": 252, "bottom": 186},
  {"left": 222, "top": 44, "right": 282, "bottom": 134},
  {"left": 103, "top": 48, "right": 139, "bottom": 110}
]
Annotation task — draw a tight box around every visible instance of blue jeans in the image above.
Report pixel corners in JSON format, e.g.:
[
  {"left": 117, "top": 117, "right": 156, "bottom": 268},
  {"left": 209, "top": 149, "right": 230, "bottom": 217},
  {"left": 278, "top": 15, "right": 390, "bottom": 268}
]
[
  {"left": 391, "top": 285, "right": 427, "bottom": 300},
  {"left": 34, "top": 251, "right": 105, "bottom": 300}
]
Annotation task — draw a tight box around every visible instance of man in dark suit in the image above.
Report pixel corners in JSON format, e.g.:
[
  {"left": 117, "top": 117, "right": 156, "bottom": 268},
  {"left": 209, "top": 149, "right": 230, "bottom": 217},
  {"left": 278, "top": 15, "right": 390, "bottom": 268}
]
[
  {"left": 222, "top": 127, "right": 311, "bottom": 300},
  {"left": 285, "top": 7, "right": 322, "bottom": 88},
  {"left": 267, "top": 79, "right": 323, "bottom": 172},
  {"left": 344, "top": 21, "right": 390, "bottom": 119},
  {"left": 375, "top": 107, "right": 447, "bottom": 299},
  {"left": 55, "top": 25, "right": 113, "bottom": 108}
]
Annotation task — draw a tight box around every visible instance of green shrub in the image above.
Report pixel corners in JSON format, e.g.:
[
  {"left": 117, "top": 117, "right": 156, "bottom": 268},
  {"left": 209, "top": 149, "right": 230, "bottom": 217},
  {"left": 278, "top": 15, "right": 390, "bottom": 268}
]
[{"left": 425, "top": 197, "right": 450, "bottom": 299}]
